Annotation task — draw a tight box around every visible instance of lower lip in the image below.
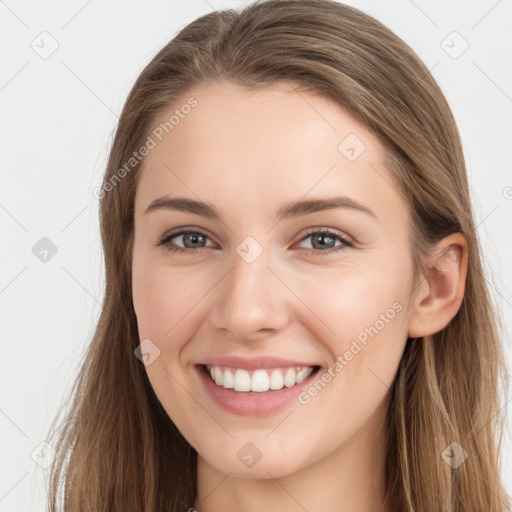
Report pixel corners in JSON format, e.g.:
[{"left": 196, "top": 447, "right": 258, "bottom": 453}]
[{"left": 196, "top": 365, "right": 318, "bottom": 417}]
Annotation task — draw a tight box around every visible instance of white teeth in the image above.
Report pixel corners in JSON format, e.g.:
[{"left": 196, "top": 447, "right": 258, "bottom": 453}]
[
  {"left": 206, "top": 364, "right": 315, "bottom": 392},
  {"left": 233, "top": 369, "right": 251, "bottom": 392},
  {"left": 283, "top": 368, "right": 296, "bottom": 388},
  {"left": 223, "top": 368, "right": 235, "bottom": 388},
  {"left": 295, "top": 367, "right": 313, "bottom": 383},
  {"left": 214, "top": 366, "right": 223, "bottom": 386},
  {"left": 269, "top": 369, "right": 284, "bottom": 390},
  {"left": 251, "top": 370, "right": 270, "bottom": 392}
]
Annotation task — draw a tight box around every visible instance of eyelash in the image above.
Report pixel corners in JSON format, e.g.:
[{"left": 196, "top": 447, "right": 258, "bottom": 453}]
[{"left": 155, "top": 227, "right": 354, "bottom": 257}]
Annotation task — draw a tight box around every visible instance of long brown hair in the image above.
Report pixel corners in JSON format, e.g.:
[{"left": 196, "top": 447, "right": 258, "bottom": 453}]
[{"left": 45, "top": 1, "right": 511, "bottom": 510}]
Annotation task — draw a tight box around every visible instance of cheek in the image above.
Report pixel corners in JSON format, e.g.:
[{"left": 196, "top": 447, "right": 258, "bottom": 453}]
[
  {"left": 131, "top": 261, "right": 211, "bottom": 443},
  {"left": 132, "top": 260, "right": 210, "bottom": 350},
  {"left": 305, "top": 269, "right": 408, "bottom": 339},
  {"left": 296, "top": 256, "right": 412, "bottom": 381},
  {"left": 132, "top": 264, "right": 171, "bottom": 338},
  {"left": 288, "top": 265, "right": 410, "bottom": 449}
]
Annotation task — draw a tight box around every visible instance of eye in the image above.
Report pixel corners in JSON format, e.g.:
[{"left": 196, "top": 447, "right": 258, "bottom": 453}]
[
  {"left": 155, "top": 229, "right": 214, "bottom": 254},
  {"left": 294, "top": 228, "right": 354, "bottom": 256},
  {"left": 155, "top": 227, "right": 354, "bottom": 256}
]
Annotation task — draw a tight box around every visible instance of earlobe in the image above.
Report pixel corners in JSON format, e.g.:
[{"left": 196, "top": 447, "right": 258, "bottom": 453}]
[{"left": 408, "top": 233, "right": 468, "bottom": 339}]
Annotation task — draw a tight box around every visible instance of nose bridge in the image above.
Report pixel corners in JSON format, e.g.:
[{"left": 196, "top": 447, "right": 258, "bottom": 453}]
[
  {"left": 230, "top": 238, "right": 271, "bottom": 295},
  {"left": 210, "top": 235, "right": 290, "bottom": 336}
]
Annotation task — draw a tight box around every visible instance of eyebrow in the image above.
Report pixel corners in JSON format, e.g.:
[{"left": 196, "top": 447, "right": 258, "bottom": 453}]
[{"left": 144, "top": 195, "right": 376, "bottom": 220}]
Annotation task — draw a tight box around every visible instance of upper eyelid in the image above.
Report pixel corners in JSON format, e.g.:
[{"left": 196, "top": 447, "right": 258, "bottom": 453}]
[{"left": 164, "top": 228, "right": 215, "bottom": 243}]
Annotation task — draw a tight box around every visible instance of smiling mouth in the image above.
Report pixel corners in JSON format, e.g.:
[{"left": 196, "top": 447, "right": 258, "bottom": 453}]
[{"left": 200, "top": 364, "right": 321, "bottom": 393}]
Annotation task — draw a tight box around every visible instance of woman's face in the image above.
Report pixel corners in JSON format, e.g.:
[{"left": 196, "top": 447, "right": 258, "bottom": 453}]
[{"left": 132, "top": 80, "right": 417, "bottom": 479}]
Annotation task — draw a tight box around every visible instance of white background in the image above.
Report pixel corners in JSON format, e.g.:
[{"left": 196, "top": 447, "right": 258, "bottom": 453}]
[{"left": 1, "top": 0, "right": 511, "bottom": 510}]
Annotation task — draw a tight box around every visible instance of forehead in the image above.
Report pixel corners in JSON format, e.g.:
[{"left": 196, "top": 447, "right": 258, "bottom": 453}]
[{"left": 134, "top": 81, "right": 402, "bottom": 223}]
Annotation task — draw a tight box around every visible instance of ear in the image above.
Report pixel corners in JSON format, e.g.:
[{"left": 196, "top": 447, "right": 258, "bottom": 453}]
[{"left": 408, "top": 233, "right": 468, "bottom": 339}]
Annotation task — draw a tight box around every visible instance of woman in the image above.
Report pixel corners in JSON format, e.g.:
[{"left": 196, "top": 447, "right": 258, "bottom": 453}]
[{"left": 45, "top": 0, "right": 511, "bottom": 510}]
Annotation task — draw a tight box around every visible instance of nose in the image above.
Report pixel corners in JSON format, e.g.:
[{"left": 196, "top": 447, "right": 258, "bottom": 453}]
[{"left": 208, "top": 245, "right": 291, "bottom": 341}]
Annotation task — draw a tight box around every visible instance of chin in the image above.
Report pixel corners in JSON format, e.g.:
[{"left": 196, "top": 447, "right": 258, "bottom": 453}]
[{"left": 194, "top": 433, "right": 315, "bottom": 480}]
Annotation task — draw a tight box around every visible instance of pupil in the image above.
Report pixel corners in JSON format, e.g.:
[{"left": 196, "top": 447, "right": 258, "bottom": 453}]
[
  {"left": 314, "top": 234, "right": 333, "bottom": 249},
  {"left": 186, "top": 233, "right": 203, "bottom": 247}
]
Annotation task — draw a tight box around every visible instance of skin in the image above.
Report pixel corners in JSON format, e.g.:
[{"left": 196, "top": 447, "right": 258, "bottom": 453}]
[{"left": 131, "top": 80, "right": 468, "bottom": 511}]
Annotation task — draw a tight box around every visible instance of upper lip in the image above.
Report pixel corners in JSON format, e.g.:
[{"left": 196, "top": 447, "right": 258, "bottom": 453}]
[{"left": 197, "top": 356, "right": 319, "bottom": 370}]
